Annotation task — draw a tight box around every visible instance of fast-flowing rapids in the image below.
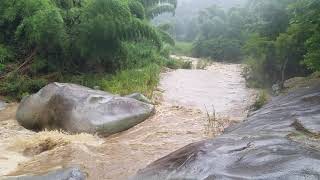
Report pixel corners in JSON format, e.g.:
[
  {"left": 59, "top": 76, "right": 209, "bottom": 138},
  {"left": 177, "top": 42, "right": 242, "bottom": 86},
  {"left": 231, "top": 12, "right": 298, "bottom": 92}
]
[{"left": 0, "top": 57, "right": 255, "bottom": 179}]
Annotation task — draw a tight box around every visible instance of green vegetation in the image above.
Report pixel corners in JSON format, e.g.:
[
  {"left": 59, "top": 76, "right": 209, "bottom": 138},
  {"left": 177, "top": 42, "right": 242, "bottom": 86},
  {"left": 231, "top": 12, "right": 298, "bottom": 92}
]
[
  {"left": 192, "top": 5, "right": 243, "bottom": 62},
  {"left": 0, "top": 0, "right": 177, "bottom": 100},
  {"left": 101, "top": 64, "right": 160, "bottom": 97},
  {"left": 172, "top": 42, "right": 193, "bottom": 56},
  {"left": 0, "top": 74, "right": 47, "bottom": 100},
  {"left": 240, "top": 0, "right": 319, "bottom": 88},
  {"left": 1, "top": 0, "right": 319, "bottom": 99},
  {"left": 251, "top": 90, "right": 269, "bottom": 111},
  {"left": 0, "top": 63, "right": 161, "bottom": 101},
  {"left": 164, "top": 58, "right": 192, "bottom": 69},
  {"left": 168, "top": 0, "right": 320, "bottom": 88},
  {"left": 62, "top": 64, "right": 161, "bottom": 98}
]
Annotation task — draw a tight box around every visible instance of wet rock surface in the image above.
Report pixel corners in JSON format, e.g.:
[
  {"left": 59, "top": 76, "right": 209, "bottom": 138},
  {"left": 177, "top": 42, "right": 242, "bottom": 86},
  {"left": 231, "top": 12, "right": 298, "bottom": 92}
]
[
  {"left": 16, "top": 83, "right": 154, "bottom": 135},
  {"left": 134, "top": 83, "right": 320, "bottom": 180},
  {"left": 6, "top": 167, "right": 86, "bottom": 180}
]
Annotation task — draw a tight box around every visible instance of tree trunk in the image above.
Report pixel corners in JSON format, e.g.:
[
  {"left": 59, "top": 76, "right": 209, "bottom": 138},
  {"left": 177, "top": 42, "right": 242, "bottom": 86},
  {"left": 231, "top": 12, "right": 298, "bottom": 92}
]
[{"left": 279, "top": 57, "right": 289, "bottom": 89}]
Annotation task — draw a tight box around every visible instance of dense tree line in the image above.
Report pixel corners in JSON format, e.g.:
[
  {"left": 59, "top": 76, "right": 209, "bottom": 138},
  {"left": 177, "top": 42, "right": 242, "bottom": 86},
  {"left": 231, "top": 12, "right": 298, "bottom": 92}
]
[
  {"left": 193, "top": 5, "right": 245, "bottom": 62},
  {"left": 192, "top": 0, "right": 320, "bottom": 87},
  {"left": 153, "top": 0, "right": 245, "bottom": 41},
  {"left": 0, "top": 0, "right": 176, "bottom": 98}
]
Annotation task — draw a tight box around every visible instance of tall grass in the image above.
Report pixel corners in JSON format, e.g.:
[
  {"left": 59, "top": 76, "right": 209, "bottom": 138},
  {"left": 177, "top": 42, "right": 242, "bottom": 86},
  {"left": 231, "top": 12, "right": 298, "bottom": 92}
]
[
  {"left": 204, "top": 105, "right": 230, "bottom": 137},
  {"left": 101, "top": 64, "right": 161, "bottom": 98},
  {"left": 1, "top": 64, "right": 161, "bottom": 101},
  {"left": 63, "top": 64, "right": 161, "bottom": 98},
  {"left": 172, "top": 41, "right": 193, "bottom": 56}
]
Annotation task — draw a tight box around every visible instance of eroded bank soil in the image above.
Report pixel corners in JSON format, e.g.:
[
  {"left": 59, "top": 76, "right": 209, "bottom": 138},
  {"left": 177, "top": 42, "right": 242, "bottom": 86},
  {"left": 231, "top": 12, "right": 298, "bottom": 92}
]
[{"left": 0, "top": 58, "right": 255, "bottom": 179}]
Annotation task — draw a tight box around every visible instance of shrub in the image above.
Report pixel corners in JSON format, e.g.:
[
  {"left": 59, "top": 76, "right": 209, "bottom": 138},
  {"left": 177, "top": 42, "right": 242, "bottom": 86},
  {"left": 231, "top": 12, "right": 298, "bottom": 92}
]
[
  {"left": 164, "top": 58, "right": 192, "bottom": 69},
  {"left": 0, "top": 74, "right": 48, "bottom": 100},
  {"left": 172, "top": 42, "right": 193, "bottom": 56},
  {"left": 181, "top": 61, "right": 192, "bottom": 69},
  {"left": 251, "top": 90, "right": 269, "bottom": 111}
]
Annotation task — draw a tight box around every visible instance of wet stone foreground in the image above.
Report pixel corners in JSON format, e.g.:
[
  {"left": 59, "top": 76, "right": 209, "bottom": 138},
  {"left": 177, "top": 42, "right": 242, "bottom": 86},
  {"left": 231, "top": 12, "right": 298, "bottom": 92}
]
[{"left": 134, "top": 83, "right": 320, "bottom": 179}]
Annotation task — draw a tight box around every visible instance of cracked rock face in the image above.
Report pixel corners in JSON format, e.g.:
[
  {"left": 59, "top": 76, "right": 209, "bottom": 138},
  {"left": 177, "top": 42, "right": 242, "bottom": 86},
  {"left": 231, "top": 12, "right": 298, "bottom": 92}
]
[
  {"left": 133, "top": 84, "right": 320, "bottom": 180},
  {"left": 16, "top": 83, "right": 155, "bottom": 136}
]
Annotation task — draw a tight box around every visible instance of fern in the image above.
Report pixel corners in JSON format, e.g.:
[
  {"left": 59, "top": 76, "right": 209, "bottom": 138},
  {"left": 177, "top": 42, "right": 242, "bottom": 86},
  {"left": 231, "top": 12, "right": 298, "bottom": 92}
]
[
  {"left": 138, "top": 0, "right": 177, "bottom": 19},
  {"left": 157, "top": 23, "right": 172, "bottom": 31},
  {"left": 0, "top": 0, "right": 174, "bottom": 74},
  {"left": 158, "top": 29, "right": 175, "bottom": 46},
  {"left": 128, "top": 0, "right": 145, "bottom": 19},
  {"left": 139, "top": 0, "right": 177, "bottom": 9},
  {"left": 78, "top": 0, "right": 161, "bottom": 45}
]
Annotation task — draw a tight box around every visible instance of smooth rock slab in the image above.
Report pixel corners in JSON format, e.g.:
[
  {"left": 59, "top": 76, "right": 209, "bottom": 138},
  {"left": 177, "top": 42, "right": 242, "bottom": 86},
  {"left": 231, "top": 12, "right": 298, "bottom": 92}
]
[
  {"left": 133, "top": 83, "right": 320, "bottom": 180},
  {"left": 16, "top": 83, "right": 154, "bottom": 135}
]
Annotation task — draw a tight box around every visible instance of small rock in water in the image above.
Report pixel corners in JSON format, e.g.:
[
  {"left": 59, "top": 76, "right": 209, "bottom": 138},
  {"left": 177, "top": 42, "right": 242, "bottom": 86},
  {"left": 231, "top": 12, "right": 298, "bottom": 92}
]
[
  {"left": 5, "top": 167, "right": 86, "bottom": 180},
  {"left": 93, "top": 86, "right": 100, "bottom": 90},
  {"left": 0, "top": 100, "right": 7, "bottom": 111}
]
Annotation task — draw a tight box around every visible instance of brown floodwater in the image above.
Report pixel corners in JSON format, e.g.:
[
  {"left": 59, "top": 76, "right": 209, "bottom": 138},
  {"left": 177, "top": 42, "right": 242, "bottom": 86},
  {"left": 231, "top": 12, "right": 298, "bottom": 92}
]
[
  {"left": 0, "top": 57, "right": 255, "bottom": 179},
  {"left": 160, "top": 59, "right": 254, "bottom": 120}
]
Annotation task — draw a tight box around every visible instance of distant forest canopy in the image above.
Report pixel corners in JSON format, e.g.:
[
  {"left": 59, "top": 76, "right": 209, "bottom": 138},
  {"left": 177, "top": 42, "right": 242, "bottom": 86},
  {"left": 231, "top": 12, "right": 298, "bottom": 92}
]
[
  {"left": 157, "top": 0, "right": 320, "bottom": 88},
  {"left": 153, "top": 0, "right": 246, "bottom": 41}
]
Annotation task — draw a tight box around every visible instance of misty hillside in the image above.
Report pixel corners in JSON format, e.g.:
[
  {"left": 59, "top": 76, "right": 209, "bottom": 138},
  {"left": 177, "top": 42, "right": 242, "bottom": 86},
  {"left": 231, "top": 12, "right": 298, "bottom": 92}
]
[{"left": 153, "top": 0, "right": 247, "bottom": 40}]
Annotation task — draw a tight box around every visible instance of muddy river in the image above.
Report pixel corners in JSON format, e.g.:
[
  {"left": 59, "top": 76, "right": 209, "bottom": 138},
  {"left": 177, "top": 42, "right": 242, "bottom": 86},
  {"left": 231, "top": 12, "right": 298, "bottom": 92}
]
[{"left": 0, "top": 57, "right": 255, "bottom": 179}]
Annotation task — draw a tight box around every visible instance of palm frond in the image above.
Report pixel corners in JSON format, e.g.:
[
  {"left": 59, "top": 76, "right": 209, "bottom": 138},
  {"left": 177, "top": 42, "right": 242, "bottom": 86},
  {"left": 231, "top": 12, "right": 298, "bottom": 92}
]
[
  {"left": 139, "top": 0, "right": 177, "bottom": 9},
  {"left": 157, "top": 29, "right": 174, "bottom": 46},
  {"left": 146, "top": 4, "right": 175, "bottom": 19}
]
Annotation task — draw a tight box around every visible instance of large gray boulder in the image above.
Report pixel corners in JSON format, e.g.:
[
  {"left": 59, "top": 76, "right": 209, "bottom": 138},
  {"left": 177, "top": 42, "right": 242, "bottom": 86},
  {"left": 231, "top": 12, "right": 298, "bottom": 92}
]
[
  {"left": 133, "top": 83, "right": 320, "bottom": 180},
  {"left": 16, "top": 83, "right": 154, "bottom": 135}
]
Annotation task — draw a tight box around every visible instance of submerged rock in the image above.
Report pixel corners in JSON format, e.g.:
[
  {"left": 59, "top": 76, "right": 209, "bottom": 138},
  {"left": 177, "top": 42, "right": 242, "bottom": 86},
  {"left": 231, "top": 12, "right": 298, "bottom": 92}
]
[
  {"left": 271, "top": 83, "right": 280, "bottom": 95},
  {"left": 133, "top": 83, "right": 320, "bottom": 179},
  {"left": 5, "top": 167, "right": 85, "bottom": 180},
  {"left": 16, "top": 83, "right": 154, "bottom": 135},
  {"left": 0, "top": 100, "right": 7, "bottom": 111}
]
